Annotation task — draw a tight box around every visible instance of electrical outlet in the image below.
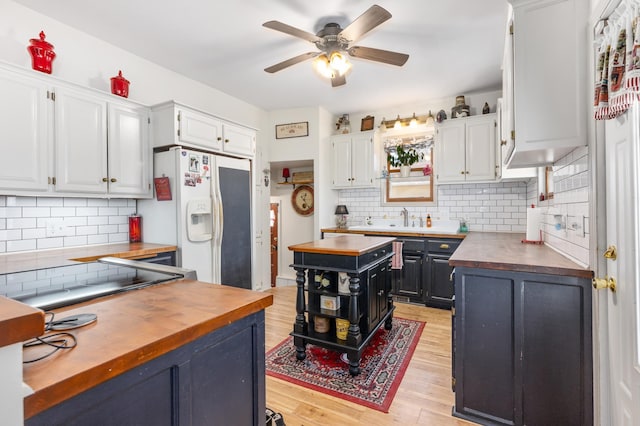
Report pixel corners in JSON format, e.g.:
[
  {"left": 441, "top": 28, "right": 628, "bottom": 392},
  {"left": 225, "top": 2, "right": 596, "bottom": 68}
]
[{"left": 45, "top": 219, "right": 66, "bottom": 237}]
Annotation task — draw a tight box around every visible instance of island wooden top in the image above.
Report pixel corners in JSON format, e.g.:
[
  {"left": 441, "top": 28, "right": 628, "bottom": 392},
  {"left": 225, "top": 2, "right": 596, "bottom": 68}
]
[
  {"left": 322, "top": 227, "right": 466, "bottom": 239},
  {"left": 289, "top": 235, "right": 396, "bottom": 256},
  {"left": 22, "top": 280, "right": 273, "bottom": 419},
  {"left": 0, "top": 297, "right": 44, "bottom": 347},
  {"left": 0, "top": 243, "right": 177, "bottom": 275},
  {"left": 449, "top": 232, "right": 593, "bottom": 278}
]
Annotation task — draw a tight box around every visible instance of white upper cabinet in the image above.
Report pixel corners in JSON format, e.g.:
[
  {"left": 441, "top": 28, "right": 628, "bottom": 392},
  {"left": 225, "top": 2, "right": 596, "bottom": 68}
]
[
  {"left": 0, "top": 62, "right": 151, "bottom": 198},
  {"left": 151, "top": 101, "right": 255, "bottom": 158},
  {"left": 0, "top": 66, "right": 51, "bottom": 192},
  {"left": 107, "top": 102, "right": 152, "bottom": 196},
  {"left": 331, "top": 132, "right": 375, "bottom": 188},
  {"left": 505, "top": 0, "right": 588, "bottom": 168},
  {"left": 496, "top": 98, "right": 536, "bottom": 180},
  {"left": 54, "top": 87, "right": 108, "bottom": 194},
  {"left": 222, "top": 122, "right": 256, "bottom": 157},
  {"left": 436, "top": 114, "right": 497, "bottom": 184}
]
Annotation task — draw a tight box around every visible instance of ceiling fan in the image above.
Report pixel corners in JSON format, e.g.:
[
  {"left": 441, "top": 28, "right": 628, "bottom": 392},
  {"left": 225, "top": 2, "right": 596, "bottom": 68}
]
[{"left": 263, "top": 5, "right": 409, "bottom": 87}]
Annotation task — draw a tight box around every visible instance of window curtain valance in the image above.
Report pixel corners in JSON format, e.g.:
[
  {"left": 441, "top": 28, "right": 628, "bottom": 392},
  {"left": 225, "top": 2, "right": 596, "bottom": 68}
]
[
  {"left": 383, "top": 134, "right": 434, "bottom": 154},
  {"left": 595, "top": 0, "right": 640, "bottom": 120}
]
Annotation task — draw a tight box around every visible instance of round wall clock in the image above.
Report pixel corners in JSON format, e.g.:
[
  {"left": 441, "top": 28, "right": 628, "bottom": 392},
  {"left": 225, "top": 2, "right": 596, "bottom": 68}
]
[{"left": 291, "top": 185, "right": 314, "bottom": 216}]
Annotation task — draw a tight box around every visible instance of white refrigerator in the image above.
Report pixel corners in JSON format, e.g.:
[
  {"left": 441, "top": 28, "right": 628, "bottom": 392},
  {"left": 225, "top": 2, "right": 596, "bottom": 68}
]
[{"left": 138, "top": 147, "right": 252, "bottom": 288}]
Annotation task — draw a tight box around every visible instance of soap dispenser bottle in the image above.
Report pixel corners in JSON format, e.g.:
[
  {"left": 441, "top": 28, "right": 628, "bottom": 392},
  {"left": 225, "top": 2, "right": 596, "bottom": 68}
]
[{"left": 426, "top": 214, "right": 432, "bottom": 228}]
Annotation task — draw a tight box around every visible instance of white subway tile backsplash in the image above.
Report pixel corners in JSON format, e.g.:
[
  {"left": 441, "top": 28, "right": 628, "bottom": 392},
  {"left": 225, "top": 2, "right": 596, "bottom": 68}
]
[
  {"left": 77, "top": 207, "right": 99, "bottom": 216},
  {"left": 22, "top": 207, "right": 51, "bottom": 218},
  {"left": 37, "top": 198, "right": 64, "bottom": 207},
  {"left": 0, "top": 207, "right": 23, "bottom": 218},
  {"left": 14, "top": 197, "right": 37, "bottom": 207},
  {"left": 88, "top": 216, "right": 109, "bottom": 226},
  {"left": 51, "top": 207, "right": 77, "bottom": 217},
  {"left": 38, "top": 237, "right": 64, "bottom": 250},
  {"left": 63, "top": 198, "right": 88, "bottom": 207},
  {"left": 6, "top": 218, "right": 36, "bottom": 229},
  {"left": 0, "top": 196, "right": 136, "bottom": 254},
  {"left": 7, "top": 239, "right": 36, "bottom": 252}
]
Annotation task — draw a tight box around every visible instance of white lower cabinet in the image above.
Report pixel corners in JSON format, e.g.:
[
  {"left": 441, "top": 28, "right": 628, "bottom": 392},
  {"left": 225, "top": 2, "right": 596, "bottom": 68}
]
[
  {"left": 331, "top": 132, "right": 375, "bottom": 188},
  {"left": 436, "top": 114, "right": 497, "bottom": 183},
  {"left": 0, "top": 62, "right": 151, "bottom": 198}
]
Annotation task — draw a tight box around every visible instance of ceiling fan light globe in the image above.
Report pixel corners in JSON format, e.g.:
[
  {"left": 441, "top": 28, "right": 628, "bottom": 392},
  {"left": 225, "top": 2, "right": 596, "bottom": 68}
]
[
  {"left": 313, "top": 54, "right": 334, "bottom": 78},
  {"left": 329, "top": 51, "right": 351, "bottom": 76}
]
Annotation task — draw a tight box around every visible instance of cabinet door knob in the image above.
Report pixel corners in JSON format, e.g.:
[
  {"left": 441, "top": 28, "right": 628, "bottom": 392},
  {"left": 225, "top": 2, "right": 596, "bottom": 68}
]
[
  {"left": 460, "top": 171, "right": 465, "bottom": 175},
  {"left": 224, "top": 138, "right": 229, "bottom": 143},
  {"left": 217, "top": 137, "right": 222, "bottom": 141},
  {"left": 110, "top": 178, "right": 117, "bottom": 183},
  {"left": 102, "top": 177, "right": 108, "bottom": 182}
]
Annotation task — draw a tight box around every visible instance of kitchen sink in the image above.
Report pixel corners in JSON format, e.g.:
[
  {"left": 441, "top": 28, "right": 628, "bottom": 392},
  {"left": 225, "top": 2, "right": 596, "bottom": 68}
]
[{"left": 349, "top": 222, "right": 460, "bottom": 234}]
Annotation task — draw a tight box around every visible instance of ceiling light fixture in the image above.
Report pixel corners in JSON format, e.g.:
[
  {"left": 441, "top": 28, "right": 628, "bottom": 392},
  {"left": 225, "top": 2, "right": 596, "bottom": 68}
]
[
  {"left": 313, "top": 51, "right": 352, "bottom": 79},
  {"left": 394, "top": 115, "right": 402, "bottom": 130},
  {"left": 409, "top": 113, "right": 418, "bottom": 128}
]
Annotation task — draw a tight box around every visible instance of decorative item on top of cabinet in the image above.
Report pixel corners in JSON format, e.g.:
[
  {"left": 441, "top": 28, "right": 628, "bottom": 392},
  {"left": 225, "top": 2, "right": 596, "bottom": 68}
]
[
  {"left": 27, "top": 31, "right": 55, "bottom": 74},
  {"left": 482, "top": 102, "right": 490, "bottom": 114},
  {"left": 436, "top": 113, "right": 496, "bottom": 183},
  {"left": 451, "top": 95, "right": 470, "bottom": 118},
  {"left": 110, "top": 71, "right": 130, "bottom": 98},
  {"left": 361, "top": 115, "right": 374, "bottom": 131}
]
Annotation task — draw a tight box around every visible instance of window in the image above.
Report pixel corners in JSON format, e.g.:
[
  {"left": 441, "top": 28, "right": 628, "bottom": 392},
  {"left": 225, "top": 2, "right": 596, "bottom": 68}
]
[{"left": 383, "top": 133, "right": 434, "bottom": 203}]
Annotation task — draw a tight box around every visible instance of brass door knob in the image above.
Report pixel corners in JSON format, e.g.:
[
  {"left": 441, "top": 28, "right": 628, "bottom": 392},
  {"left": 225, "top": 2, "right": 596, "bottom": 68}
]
[
  {"left": 110, "top": 178, "right": 117, "bottom": 183},
  {"left": 102, "top": 177, "right": 108, "bottom": 182},
  {"left": 603, "top": 245, "right": 617, "bottom": 260},
  {"left": 592, "top": 276, "right": 616, "bottom": 292}
]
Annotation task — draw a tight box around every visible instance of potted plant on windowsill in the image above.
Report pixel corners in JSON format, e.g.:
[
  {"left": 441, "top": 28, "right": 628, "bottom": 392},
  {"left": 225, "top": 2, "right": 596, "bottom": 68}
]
[{"left": 387, "top": 145, "right": 421, "bottom": 177}]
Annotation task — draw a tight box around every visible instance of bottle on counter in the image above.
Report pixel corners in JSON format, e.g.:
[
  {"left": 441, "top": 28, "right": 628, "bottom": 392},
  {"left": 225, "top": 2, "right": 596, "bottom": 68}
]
[{"left": 426, "top": 214, "right": 432, "bottom": 228}]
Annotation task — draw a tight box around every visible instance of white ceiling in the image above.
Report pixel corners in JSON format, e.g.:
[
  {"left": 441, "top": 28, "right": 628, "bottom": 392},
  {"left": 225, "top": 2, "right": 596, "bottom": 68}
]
[{"left": 15, "top": 0, "right": 509, "bottom": 115}]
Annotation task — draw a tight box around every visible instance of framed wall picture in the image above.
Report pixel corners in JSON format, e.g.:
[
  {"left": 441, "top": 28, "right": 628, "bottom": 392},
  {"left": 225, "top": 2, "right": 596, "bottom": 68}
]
[
  {"left": 361, "top": 115, "right": 374, "bottom": 131},
  {"left": 276, "top": 121, "right": 309, "bottom": 139}
]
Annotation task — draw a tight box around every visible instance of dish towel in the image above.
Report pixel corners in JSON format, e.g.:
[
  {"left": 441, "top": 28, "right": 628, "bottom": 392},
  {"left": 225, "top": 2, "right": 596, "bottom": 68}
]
[{"left": 391, "top": 241, "right": 404, "bottom": 270}]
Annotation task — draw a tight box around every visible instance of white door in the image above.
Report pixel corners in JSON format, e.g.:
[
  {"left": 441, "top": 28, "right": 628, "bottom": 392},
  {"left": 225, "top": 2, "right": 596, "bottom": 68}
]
[
  {"left": 465, "top": 115, "right": 496, "bottom": 181},
  {"left": 177, "top": 149, "right": 213, "bottom": 283},
  {"left": 222, "top": 123, "right": 255, "bottom": 157},
  {"left": 350, "top": 133, "right": 373, "bottom": 187},
  {"left": 436, "top": 120, "right": 466, "bottom": 183},
  {"left": 331, "top": 135, "right": 352, "bottom": 187},
  {"left": 107, "top": 103, "right": 151, "bottom": 197},
  {"left": 54, "top": 87, "right": 108, "bottom": 194},
  {"left": 0, "top": 69, "right": 50, "bottom": 192},
  {"left": 603, "top": 110, "right": 640, "bottom": 425}
]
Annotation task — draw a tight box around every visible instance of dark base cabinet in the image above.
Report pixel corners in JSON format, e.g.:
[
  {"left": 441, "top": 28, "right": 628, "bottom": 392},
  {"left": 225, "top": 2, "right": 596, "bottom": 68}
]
[
  {"left": 389, "top": 236, "right": 460, "bottom": 309},
  {"left": 26, "top": 311, "right": 266, "bottom": 426},
  {"left": 452, "top": 266, "right": 592, "bottom": 426}
]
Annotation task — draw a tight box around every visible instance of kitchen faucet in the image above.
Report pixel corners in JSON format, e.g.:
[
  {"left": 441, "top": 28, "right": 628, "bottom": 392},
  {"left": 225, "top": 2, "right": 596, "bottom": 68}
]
[{"left": 401, "top": 208, "right": 408, "bottom": 227}]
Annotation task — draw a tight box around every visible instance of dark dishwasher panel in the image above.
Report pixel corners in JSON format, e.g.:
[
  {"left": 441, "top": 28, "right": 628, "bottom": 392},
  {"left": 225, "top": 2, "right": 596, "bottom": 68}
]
[{"left": 139, "top": 251, "right": 176, "bottom": 266}]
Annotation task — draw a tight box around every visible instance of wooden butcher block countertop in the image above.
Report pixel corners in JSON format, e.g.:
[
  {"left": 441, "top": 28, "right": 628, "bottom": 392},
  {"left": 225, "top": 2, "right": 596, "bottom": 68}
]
[
  {"left": 22, "top": 279, "right": 273, "bottom": 419},
  {"left": 289, "top": 235, "right": 396, "bottom": 256},
  {"left": 0, "top": 243, "right": 177, "bottom": 274},
  {"left": 449, "top": 232, "right": 593, "bottom": 278}
]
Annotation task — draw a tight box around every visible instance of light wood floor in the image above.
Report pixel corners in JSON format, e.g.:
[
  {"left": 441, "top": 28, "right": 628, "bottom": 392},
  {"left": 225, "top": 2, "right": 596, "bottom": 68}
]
[{"left": 264, "top": 286, "right": 477, "bottom": 426}]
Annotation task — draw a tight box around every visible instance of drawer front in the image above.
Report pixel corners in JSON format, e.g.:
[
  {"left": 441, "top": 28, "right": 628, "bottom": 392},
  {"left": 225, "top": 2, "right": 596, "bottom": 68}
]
[
  {"left": 397, "top": 238, "right": 427, "bottom": 253},
  {"left": 427, "top": 239, "right": 460, "bottom": 254},
  {"left": 361, "top": 243, "right": 393, "bottom": 266}
]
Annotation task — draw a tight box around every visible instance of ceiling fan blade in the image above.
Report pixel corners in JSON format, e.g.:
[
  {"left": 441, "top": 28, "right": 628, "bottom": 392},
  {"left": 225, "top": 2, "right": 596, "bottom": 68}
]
[
  {"left": 331, "top": 74, "right": 346, "bottom": 87},
  {"left": 262, "top": 21, "right": 322, "bottom": 43},
  {"left": 264, "top": 52, "right": 319, "bottom": 73},
  {"left": 347, "top": 46, "right": 409, "bottom": 66},
  {"left": 338, "top": 5, "right": 392, "bottom": 43}
]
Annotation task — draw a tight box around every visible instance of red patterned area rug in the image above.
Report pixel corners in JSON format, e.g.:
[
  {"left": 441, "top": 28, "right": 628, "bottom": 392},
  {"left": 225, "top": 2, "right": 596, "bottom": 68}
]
[{"left": 265, "top": 317, "right": 425, "bottom": 413}]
